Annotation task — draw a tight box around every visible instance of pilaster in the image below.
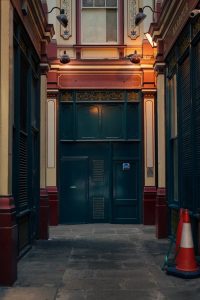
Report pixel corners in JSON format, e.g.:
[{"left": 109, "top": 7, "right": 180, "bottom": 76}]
[
  {"left": 142, "top": 91, "right": 156, "bottom": 225},
  {"left": 155, "top": 62, "right": 168, "bottom": 238},
  {"left": 0, "top": 1, "right": 17, "bottom": 285},
  {"left": 47, "top": 90, "right": 59, "bottom": 226},
  {"left": 39, "top": 67, "right": 50, "bottom": 239}
]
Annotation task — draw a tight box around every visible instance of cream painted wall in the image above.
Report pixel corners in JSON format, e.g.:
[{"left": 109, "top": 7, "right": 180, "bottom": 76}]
[
  {"left": 47, "top": 0, "right": 76, "bottom": 45},
  {"left": 0, "top": 0, "right": 13, "bottom": 195},
  {"left": 144, "top": 95, "right": 156, "bottom": 186},
  {"left": 157, "top": 73, "right": 166, "bottom": 188},
  {"left": 142, "top": 0, "right": 154, "bottom": 34},
  {"left": 46, "top": 98, "right": 57, "bottom": 187},
  {"left": 47, "top": 0, "right": 57, "bottom": 39},
  {"left": 46, "top": 0, "right": 155, "bottom": 59}
]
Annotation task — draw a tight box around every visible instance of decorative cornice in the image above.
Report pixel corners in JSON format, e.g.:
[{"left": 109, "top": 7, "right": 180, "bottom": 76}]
[{"left": 149, "top": 0, "right": 199, "bottom": 58}]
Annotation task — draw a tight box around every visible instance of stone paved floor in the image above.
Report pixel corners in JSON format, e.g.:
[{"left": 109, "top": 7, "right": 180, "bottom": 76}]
[{"left": 0, "top": 224, "right": 200, "bottom": 299}]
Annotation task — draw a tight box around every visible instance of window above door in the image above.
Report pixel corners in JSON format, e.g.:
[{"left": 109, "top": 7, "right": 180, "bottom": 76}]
[{"left": 81, "top": 0, "right": 118, "bottom": 44}]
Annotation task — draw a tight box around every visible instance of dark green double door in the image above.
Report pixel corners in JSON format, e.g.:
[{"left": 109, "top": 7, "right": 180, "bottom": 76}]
[{"left": 60, "top": 142, "right": 140, "bottom": 224}]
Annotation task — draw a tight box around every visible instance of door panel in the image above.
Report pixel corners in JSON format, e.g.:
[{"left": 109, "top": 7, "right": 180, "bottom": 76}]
[
  {"left": 60, "top": 157, "right": 88, "bottom": 224},
  {"left": 113, "top": 160, "right": 139, "bottom": 223},
  {"left": 89, "top": 156, "right": 109, "bottom": 222}
]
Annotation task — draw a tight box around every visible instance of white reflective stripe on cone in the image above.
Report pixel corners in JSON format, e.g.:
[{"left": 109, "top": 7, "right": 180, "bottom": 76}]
[{"left": 180, "top": 223, "right": 194, "bottom": 248}]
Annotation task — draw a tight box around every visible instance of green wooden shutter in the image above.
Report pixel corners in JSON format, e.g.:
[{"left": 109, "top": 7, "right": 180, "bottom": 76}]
[
  {"left": 194, "top": 42, "right": 200, "bottom": 210},
  {"left": 179, "top": 56, "right": 193, "bottom": 209}
]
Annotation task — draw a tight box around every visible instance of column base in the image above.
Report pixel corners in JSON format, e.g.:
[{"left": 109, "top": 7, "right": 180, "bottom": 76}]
[
  {"left": 47, "top": 186, "right": 59, "bottom": 226},
  {"left": 143, "top": 186, "right": 157, "bottom": 225},
  {"left": 156, "top": 187, "right": 168, "bottom": 239},
  {"left": 39, "top": 188, "right": 49, "bottom": 240},
  {"left": 0, "top": 196, "right": 17, "bottom": 286}
]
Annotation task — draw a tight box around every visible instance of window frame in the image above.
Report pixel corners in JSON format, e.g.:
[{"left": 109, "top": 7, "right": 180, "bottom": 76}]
[{"left": 76, "top": 0, "right": 124, "bottom": 45}]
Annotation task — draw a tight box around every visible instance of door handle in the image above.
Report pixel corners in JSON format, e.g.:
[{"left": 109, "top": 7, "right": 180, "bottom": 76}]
[{"left": 69, "top": 185, "right": 77, "bottom": 189}]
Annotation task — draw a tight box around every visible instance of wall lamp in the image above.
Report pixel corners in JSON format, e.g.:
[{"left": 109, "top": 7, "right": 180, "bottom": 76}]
[
  {"left": 135, "top": 6, "right": 159, "bottom": 26},
  {"left": 48, "top": 6, "right": 68, "bottom": 28},
  {"left": 60, "top": 51, "right": 70, "bottom": 64},
  {"left": 190, "top": 9, "right": 200, "bottom": 18},
  {"left": 125, "top": 51, "right": 141, "bottom": 64}
]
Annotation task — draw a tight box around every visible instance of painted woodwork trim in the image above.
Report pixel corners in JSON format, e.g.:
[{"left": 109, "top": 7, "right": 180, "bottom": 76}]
[
  {"left": 11, "top": 0, "right": 54, "bottom": 58},
  {"left": 150, "top": 0, "right": 199, "bottom": 59},
  {"left": 57, "top": 72, "right": 143, "bottom": 89}
]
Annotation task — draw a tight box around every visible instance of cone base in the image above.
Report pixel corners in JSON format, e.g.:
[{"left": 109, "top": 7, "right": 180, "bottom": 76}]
[{"left": 166, "top": 266, "right": 200, "bottom": 279}]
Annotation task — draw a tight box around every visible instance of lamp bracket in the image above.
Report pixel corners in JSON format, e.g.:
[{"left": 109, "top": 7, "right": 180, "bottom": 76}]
[
  {"left": 47, "top": 6, "right": 65, "bottom": 14},
  {"left": 142, "top": 6, "right": 159, "bottom": 14}
]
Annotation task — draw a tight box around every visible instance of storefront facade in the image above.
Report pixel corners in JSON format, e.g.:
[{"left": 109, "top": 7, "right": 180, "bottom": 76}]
[
  {"left": 46, "top": 0, "right": 158, "bottom": 227},
  {"left": 150, "top": 0, "right": 200, "bottom": 247},
  {"left": 0, "top": 0, "right": 53, "bottom": 285}
]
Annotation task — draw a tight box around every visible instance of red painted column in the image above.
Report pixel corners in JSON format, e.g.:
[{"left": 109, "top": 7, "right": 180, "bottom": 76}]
[
  {"left": 143, "top": 186, "right": 157, "bottom": 225},
  {"left": 156, "top": 187, "right": 168, "bottom": 238},
  {"left": 47, "top": 186, "right": 59, "bottom": 226},
  {"left": 39, "top": 188, "right": 49, "bottom": 240},
  {"left": 0, "top": 196, "right": 17, "bottom": 285}
]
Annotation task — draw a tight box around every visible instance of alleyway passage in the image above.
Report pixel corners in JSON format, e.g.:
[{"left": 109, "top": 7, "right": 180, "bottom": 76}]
[{"left": 0, "top": 224, "right": 200, "bottom": 300}]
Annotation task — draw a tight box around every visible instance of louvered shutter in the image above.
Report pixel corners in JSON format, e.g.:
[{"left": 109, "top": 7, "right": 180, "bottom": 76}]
[
  {"left": 179, "top": 56, "right": 193, "bottom": 209},
  {"left": 194, "top": 42, "right": 200, "bottom": 210},
  {"left": 19, "top": 132, "right": 28, "bottom": 211}
]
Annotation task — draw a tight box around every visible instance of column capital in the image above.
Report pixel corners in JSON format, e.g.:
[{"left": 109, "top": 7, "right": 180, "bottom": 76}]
[
  {"left": 142, "top": 89, "right": 157, "bottom": 97},
  {"left": 154, "top": 62, "right": 166, "bottom": 75},
  {"left": 47, "top": 89, "right": 59, "bottom": 99},
  {"left": 40, "top": 63, "right": 50, "bottom": 75}
]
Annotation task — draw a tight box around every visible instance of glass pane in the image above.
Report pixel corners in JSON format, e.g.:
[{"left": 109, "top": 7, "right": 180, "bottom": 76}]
[
  {"left": 95, "top": 0, "right": 105, "bottom": 6},
  {"left": 77, "top": 105, "right": 100, "bottom": 139},
  {"left": 106, "top": 9, "right": 117, "bottom": 42},
  {"left": 101, "top": 104, "right": 123, "bottom": 138},
  {"left": 127, "top": 104, "right": 139, "bottom": 139},
  {"left": 82, "top": 0, "right": 93, "bottom": 7},
  {"left": 106, "top": 0, "right": 117, "bottom": 7},
  {"left": 82, "top": 9, "right": 106, "bottom": 43}
]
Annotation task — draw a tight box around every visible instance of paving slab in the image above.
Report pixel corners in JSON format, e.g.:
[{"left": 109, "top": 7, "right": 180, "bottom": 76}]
[{"left": 0, "top": 224, "right": 200, "bottom": 300}]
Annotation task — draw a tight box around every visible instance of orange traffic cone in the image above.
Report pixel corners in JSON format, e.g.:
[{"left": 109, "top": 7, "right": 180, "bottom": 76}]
[
  {"left": 167, "top": 209, "right": 200, "bottom": 278},
  {"left": 175, "top": 209, "right": 198, "bottom": 272},
  {"left": 175, "top": 208, "right": 183, "bottom": 265}
]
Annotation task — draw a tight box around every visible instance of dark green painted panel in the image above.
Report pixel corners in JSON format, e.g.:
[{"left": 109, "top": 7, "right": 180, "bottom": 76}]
[
  {"left": 60, "top": 158, "right": 88, "bottom": 224},
  {"left": 112, "top": 142, "right": 139, "bottom": 158},
  {"left": 127, "top": 103, "right": 139, "bottom": 139},
  {"left": 112, "top": 160, "right": 139, "bottom": 223},
  {"left": 60, "top": 104, "right": 74, "bottom": 139},
  {"left": 77, "top": 104, "right": 100, "bottom": 139},
  {"left": 88, "top": 144, "right": 110, "bottom": 222},
  {"left": 101, "top": 104, "right": 123, "bottom": 138}
]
